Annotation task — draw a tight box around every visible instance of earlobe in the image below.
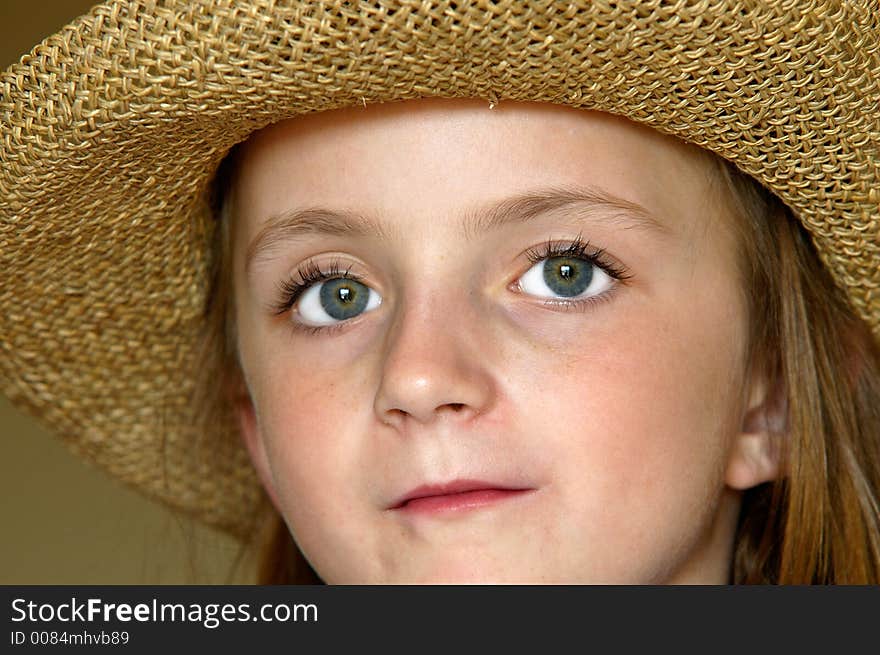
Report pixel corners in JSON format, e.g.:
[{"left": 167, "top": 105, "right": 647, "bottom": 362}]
[
  {"left": 725, "top": 432, "right": 783, "bottom": 490},
  {"left": 725, "top": 369, "right": 788, "bottom": 491},
  {"left": 234, "top": 385, "right": 284, "bottom": 513}
]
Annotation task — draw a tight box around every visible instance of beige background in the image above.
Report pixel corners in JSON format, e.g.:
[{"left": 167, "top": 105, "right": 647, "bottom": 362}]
[{"left": 1, "top": 1, "right": 250, "bottom": 584}]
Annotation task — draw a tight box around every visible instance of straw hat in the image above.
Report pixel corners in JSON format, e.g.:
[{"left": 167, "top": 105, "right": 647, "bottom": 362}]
[{"left": 1, "top": 0, "right": 878, "bottom": 539}]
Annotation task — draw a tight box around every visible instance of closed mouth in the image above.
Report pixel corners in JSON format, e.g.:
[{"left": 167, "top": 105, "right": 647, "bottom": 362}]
[{"left": 388, "top": 479, "right": 535, "bottom": 513}]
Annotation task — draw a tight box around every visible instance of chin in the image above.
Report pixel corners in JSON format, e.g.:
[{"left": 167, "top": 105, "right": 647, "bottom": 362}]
[{"left": 377, "top": 560, "right": 554, "bottom": 585}]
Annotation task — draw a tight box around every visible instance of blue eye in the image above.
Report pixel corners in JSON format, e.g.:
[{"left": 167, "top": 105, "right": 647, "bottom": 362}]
[
  {"left": 270, "top": 260, "right": 382, "bottom": 330},
  {"left": 297, "top": 277, "right": 382, "bottom": 326},
  {"left": 517, "top": 255, "right": 614, "bottom": 301},
  {"left": 271, "top": 238, "right": 631, "bottom": 334},
  {"left": 515, "top": 236, "right": 632, "bottom": 307}
]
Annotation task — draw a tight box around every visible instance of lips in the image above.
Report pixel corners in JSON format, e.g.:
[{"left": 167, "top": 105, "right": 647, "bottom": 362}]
[{"left": 388, "top": 479, "right": 535, "bottom": 514}]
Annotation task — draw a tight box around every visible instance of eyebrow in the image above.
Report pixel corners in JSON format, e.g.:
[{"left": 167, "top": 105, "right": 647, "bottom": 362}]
[{"left": 244, "top": 186, "right": 671, "bottom": 275}]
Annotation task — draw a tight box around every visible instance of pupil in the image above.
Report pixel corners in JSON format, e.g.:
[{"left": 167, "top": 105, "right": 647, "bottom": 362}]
[
  {"left": 320, "top": 278, "right": 369, "bottom": 320},
  {"left": 542, "top": 257, "right": 592, "bottom": 297}
]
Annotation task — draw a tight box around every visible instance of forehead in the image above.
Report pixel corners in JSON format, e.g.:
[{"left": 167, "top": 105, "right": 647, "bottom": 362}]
[{"left": 230, "top": 98, "right": 727, "bottom": 249}]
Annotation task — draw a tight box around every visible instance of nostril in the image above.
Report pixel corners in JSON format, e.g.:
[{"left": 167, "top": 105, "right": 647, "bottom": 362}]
[{"left": 381, "top": 401, "right": 474, "bottom": 426}]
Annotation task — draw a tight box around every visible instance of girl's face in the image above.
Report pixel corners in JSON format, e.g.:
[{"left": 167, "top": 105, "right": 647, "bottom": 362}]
[{"left": 231, "top": 98, "right": 776, "bottom": 583}]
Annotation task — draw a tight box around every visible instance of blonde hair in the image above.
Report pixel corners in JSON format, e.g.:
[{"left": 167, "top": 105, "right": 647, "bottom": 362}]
[{"left": 197, "top": 143, "right": 880, "bottom": 584}]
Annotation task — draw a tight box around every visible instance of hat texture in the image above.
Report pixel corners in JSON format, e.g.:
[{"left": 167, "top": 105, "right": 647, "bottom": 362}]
[{"left": 1, "top": 0, "right": 878, "bottom": 538}]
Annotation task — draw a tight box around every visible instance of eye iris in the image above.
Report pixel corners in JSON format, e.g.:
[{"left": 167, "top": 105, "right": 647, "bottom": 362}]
[
  {"left": 319, "top": 278, "right": 369, "bottom": 320},
  {"left": 542, "top": 257, "right": 592, "bottom": 297}
]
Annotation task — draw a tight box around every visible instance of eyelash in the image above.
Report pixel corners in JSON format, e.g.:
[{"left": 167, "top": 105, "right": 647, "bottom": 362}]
[
  {"left": 521, "top": 234, "right": 633, "bottom": 310},
  {"left": 271, "top": 259, "right": 360, "bottom": 314},
  {"left": 269, "top": 235, "right": 633, "bottom": 335}
]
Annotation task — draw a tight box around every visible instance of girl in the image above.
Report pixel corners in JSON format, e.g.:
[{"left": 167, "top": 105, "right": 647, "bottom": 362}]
[{"left": 1, "top": 0, "right": 878, "bottom": 584}]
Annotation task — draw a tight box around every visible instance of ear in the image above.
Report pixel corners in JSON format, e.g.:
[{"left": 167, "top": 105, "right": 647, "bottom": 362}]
[
  {"left": 233, "top": 382, "right": 284, "bottom": 513},
  {"left": 725, "top": 365, "right": 787, "bottom": 490}
]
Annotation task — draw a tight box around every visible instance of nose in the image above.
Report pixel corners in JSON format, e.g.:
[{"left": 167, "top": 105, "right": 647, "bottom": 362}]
[{"left": 373, "top": 296, "right": 496, "bottom": 430}]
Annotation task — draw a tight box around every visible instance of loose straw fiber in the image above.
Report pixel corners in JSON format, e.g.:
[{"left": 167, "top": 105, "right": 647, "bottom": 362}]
[{"left": 1, "top": 0, "right": 878, "bottom": 537}]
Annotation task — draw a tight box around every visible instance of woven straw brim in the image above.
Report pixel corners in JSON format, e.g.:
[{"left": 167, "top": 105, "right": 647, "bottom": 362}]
[{"left": 1, "top": 0, "right": 878, "bottom": 539}]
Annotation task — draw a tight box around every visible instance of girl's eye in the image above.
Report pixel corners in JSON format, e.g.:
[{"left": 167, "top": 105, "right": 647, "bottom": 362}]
[
  {"left": 515, "top": 237, "right": 630, "bottom": 306},
  {"left": 296, "top": 277, "right": 382, "bottom": 327},
  {"left": 517, "top": 255, "right": 614, "bottom": 302},
  {"left": 271, "top": 237, "right": 629, "bottom": 334}
]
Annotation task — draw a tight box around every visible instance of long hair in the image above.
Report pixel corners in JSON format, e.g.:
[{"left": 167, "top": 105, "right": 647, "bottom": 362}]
[
  {"left": 197, "top": 143, "right": 880, "bottom": 584},
  {"left": 713, "top": 159, "right": 880, "bottom": 583}
]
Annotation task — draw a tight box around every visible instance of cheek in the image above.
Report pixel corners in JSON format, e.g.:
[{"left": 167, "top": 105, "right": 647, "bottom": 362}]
[
  {"left": 512, "top": 294, "right": 745, "bottom": 546},
  {"left": 253, "top": 356, "right": 366, "bottom": 524}
]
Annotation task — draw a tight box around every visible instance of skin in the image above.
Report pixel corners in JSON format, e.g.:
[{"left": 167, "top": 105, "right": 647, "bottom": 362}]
[{"left": 230, "top": 98, "right": 781, "bottom": 583}]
